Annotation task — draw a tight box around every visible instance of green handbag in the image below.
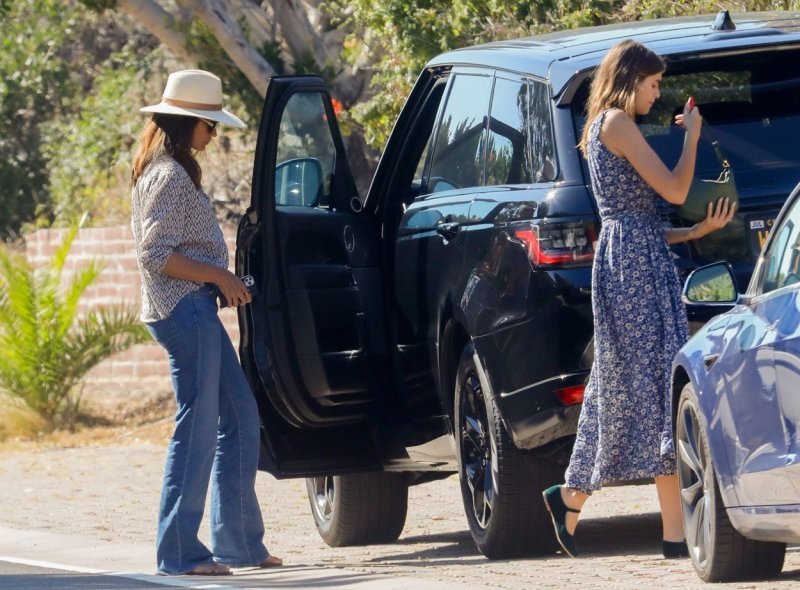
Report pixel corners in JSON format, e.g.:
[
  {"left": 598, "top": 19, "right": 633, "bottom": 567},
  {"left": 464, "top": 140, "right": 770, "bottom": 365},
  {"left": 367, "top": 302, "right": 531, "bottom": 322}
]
[{"left": 675, "top": 124, "right": 739, "bottom": 222}]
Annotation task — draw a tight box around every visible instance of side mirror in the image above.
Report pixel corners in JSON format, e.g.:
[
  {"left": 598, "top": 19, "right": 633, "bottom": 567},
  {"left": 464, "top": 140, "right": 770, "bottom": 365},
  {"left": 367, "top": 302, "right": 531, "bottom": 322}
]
[
  {"left": 402, "top": 208, "right": 444, "bottom": 230},
  {"left": 275, "top": 157, "right": 323, "bottom": 207},
  {"left": 682, "top": 261, "right": 738, "bottom": 304},
  {"left": 427, "top": 176, "right": 459, "bottom": 194}
]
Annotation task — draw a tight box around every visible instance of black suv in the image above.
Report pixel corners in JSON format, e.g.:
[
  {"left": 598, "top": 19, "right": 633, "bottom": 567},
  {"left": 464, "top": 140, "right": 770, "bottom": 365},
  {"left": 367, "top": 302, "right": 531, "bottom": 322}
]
[{"left": 236, "top": 11, "right": 800, "bottom": 558}]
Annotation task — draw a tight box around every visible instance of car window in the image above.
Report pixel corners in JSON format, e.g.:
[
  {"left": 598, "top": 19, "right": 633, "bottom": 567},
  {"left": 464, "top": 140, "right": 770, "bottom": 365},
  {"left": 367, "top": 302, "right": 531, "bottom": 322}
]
[
  {"left": 761, "top": 198, "right": 800, "bottom": 293},
  {"left": 571, "top": 49, "right": 800, "bottom": 196},
  {"left": 413, "top": 88, "right": 444, "bottom": 188},
  {"left": 486, "top": 76, "right": 531, "bottom": 186},
  {"left": 426, "top": 74, "right": 493, "bottom": 193},
  {"left": 275, "top": 92, "right": 335, "bottom": 207},
  {"left": 486, "top": 76, "right": 556, "bottom": 185},
  {"left": 643, "top": 52, "right": 800, "bottom": 185},
  {"left": 527, "top": 79, "right": 557, "bottom": 182}
]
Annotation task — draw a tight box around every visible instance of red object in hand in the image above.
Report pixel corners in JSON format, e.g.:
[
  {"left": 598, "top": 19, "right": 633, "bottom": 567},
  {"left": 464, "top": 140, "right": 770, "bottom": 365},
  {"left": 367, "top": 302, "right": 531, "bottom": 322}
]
[{"left": 687, "top": 96, "right": 695, "bottom": 111}]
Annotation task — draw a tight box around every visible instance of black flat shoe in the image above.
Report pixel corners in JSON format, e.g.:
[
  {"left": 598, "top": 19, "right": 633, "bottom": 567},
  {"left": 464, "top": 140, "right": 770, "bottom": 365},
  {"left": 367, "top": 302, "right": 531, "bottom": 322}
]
[
  {"left": 542, "top": 484, "right": 580, "bottom": 558},
  {"left": 662, "top": 540, "right": 689, "bottom": 559}
]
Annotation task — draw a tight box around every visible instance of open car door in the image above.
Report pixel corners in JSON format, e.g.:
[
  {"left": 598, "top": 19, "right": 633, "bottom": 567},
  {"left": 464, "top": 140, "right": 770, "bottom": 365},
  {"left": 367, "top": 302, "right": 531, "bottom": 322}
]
[{"left": 236, "top": 76, "right": 390, "bottom": 477}]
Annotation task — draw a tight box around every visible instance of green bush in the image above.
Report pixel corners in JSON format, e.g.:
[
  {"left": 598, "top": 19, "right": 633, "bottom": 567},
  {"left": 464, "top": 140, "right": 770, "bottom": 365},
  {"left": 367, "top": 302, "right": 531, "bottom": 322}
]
[{"left": 0, "top": 219, "right": 149, "bottom": 426}]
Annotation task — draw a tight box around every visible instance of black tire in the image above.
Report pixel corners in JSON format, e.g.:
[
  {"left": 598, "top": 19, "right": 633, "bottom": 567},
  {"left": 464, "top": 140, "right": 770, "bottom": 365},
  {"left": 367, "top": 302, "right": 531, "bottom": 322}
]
[
  {"left": 454, "top": 342, "right": 560, "bottom": 558},
  {"left": 676, "top": 382, "right": 786, "bottom": 581},
  {"left": 305, "top": 472, "right": 409, "bottom": 547}
]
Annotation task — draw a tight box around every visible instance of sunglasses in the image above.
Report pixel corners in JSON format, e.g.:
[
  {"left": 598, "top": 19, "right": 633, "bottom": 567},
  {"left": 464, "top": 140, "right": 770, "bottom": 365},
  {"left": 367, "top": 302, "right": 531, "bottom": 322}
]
[{"left": 200, "top": 118, "right": 218, "bottom": 132}]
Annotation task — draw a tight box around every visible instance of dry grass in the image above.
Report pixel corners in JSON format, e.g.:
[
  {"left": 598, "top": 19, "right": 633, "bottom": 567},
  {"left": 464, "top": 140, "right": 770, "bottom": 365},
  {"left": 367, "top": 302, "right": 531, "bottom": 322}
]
[
  {"left": 0, "top": 391, "right": 175, "bottom": 452},
  {"left": 0, "top": 397, "right": 48, "bottom": 441}
]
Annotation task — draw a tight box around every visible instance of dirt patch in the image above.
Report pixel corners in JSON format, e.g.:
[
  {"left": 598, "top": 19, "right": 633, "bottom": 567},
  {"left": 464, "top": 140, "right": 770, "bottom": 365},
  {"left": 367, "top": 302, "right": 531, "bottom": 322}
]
[{"left": 0, "top": 391, "right": 174, "bottom": 452}]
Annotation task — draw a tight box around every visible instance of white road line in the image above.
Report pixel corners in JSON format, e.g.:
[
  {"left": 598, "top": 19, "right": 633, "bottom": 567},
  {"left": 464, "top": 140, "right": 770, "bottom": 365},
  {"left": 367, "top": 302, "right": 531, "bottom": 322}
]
[{"left": 0, "top": 555, "right": 243, "bottom": 589}]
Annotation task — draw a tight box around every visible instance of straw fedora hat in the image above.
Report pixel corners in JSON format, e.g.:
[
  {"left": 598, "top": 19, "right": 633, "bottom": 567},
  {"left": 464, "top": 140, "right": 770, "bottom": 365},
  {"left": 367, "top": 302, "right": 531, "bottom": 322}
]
[{"left": 141, "top": 69, "right": 245, "bottom": 128}]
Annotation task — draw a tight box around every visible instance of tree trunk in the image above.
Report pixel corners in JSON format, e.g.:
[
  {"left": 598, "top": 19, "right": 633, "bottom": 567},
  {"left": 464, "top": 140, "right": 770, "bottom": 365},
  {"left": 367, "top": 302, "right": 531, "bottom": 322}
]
[
  {"left": 274, "top": 0, "right": 333, "bottom": 67},
  {"left": 115, "top": 0, "right": 200, "bottom": 67},
  {"left": 192, "top": 0, "right": 278, "bottom": 97}
]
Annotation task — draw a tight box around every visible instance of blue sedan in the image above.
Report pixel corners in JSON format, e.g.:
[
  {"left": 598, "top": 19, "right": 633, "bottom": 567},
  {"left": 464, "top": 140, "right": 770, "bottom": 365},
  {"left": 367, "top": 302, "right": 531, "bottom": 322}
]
[{"left": 672, "top": 186, "right": 800, "bottom": 582}]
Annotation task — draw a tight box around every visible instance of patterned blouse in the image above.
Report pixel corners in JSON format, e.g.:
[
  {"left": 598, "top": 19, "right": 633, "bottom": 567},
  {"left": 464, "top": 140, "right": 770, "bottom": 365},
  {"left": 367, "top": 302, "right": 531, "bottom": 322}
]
[{"left": 131, "top": 154, "right": 228, "bottom": 322}]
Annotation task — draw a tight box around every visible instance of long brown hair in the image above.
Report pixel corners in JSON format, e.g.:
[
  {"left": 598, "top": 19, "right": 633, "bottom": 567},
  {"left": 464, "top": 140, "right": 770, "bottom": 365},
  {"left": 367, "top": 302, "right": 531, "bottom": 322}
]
[
  {"left": 579, "top": 40, "right": 665, "bottom": 155},
  {"left": 131, "top": 114, "right": 202, "bottom": 187}
]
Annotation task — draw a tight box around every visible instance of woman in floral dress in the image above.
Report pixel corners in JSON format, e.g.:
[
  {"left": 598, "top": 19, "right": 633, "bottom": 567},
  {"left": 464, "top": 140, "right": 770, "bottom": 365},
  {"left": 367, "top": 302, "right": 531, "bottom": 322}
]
[{"left": 542, "top": 40, "right": 735, "bottom": 559}]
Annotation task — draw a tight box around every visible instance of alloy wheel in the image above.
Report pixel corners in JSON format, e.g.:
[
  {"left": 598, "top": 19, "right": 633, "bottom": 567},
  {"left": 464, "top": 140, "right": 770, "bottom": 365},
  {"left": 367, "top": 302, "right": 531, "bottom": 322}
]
[
  {"left": 309, "top": 476, "right": 335, "bottom": 523},
  {"left": 459, "top": 370, "right": 496, "bottom": 529},
  {"left": 676, "top": 398, "right": 712, "bottom": 568}
]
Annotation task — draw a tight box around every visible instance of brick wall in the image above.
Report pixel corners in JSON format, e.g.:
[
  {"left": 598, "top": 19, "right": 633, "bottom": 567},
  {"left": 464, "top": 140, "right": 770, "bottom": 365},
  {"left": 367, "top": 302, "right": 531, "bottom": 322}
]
[{"left": 24, "top": 224, "right": 241, "bottom": 402}]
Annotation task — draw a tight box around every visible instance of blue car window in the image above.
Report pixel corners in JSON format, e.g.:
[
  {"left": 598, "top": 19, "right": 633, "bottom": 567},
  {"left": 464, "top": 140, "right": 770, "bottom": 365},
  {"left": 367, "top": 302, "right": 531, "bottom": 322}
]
[{"left": 762, "top": 199, "right": 800, "bottom": 293}]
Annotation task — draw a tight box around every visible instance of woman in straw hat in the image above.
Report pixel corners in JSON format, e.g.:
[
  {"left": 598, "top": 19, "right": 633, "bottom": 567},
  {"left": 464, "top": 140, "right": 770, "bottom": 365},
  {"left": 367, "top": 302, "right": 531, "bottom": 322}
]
[{"left": 131, "top": 69, "right": 282, "bottom": 576}]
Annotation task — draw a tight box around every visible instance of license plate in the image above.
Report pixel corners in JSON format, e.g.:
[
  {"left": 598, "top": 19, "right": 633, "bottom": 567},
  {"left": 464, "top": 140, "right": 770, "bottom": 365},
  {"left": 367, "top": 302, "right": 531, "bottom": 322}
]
[{"left": 746, "top": 215, "right": 775, "bottom": 257}]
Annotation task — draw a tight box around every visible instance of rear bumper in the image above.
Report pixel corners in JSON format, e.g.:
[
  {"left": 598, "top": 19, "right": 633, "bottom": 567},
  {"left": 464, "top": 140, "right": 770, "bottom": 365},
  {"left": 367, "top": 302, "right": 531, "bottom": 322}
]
[{"left": 496, "top": 371, "right": 586, "bottom": 450}]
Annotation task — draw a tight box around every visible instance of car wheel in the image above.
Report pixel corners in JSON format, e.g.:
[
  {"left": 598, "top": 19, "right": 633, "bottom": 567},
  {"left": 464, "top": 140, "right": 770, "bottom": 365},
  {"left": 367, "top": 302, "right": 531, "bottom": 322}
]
[
  {"left": 454, "top": 342, "right": 560, "bottom": 558},
  {"left": 305, "top": 472, "right": 409, "bottom": 547},
  {"left": 676, "top": 382, "right": 786, "bottom": 581}
]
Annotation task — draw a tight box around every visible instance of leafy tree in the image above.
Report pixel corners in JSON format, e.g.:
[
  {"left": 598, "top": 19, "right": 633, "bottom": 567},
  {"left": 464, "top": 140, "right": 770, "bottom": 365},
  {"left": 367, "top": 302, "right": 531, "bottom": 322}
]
[
  {"left": 618, "top": 1, "right": 800, "bottom": 20},
  {"left": 44, "top": 56, "right": 145, "bottom": 225},
  {"left": 7, "top": 0, "right": 800, "bottom": 232},
  {"left": 330, "top": 0, "right": 543, "bottom": 148},
  {"left": 0, "top": 0, "right": 148, "bottom": 235},
  {"left": 0, "top": 219, "right": 149, "bottom": 426},
  {"left": 0, "top": 0, "right": 79, "bottom": 234},
  {"left": 333, "top": 0, "right": 800, "bottom": 149}
]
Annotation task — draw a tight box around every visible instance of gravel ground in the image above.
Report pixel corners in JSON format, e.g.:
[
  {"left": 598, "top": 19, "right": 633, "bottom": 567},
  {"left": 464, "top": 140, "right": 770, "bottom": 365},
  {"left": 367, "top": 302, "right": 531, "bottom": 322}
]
[{"left": 0, "top": 441, "right": 799, "bottom": 589}]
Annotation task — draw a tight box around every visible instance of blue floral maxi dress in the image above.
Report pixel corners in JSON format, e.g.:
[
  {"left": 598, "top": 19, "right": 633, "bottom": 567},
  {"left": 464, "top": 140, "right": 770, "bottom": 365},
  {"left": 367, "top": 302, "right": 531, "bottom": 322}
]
[{"left": 564, "top": 109, "right": 690, "bottom": 493}]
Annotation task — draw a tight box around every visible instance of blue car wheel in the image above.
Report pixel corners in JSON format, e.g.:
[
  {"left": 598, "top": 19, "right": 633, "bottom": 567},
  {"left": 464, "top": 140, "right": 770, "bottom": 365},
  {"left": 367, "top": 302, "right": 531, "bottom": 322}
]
[{"left": 676, "top": 382, "right": 785, "bottom": 582}]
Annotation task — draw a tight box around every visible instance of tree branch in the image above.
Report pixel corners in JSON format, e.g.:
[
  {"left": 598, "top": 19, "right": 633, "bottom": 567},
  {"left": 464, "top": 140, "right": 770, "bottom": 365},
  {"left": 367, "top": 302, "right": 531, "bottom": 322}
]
[
  {"left": 115, "top": 0, "right": 200, "bottom": 67},
  {"left": 192, "top": 0, "right": 277, "bottom": 97},
  {"left": 275, "top": 0, "right": 334, "bottom": 66}
]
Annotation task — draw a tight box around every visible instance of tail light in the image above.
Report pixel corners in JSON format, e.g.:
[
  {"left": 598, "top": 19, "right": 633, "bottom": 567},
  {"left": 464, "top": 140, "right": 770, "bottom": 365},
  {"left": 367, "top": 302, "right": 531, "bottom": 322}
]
[
  {"left": 513, "top": 220, "right": 596, "bottom": 268},
  {"left": 554, "top": 384, "right": 585, "bottom": 406}
]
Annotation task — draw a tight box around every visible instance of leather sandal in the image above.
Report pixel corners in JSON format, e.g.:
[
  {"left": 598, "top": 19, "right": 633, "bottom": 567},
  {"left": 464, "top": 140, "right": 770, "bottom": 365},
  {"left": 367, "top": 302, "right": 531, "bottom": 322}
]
[
  {"left": 258, "top": 555, "right": 283, "bottom": 568},
  {"left": 542, "top": 484, "right": 580, "bottom": 558},
  {"left": 186, "top": 563, "right": 232, "bottom": 576}
]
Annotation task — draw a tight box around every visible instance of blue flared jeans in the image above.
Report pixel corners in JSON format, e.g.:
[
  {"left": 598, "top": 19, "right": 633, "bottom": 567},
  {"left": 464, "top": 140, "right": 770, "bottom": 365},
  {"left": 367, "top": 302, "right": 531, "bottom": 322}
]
[{"left": 146, "top": 285, "right": 269, "bottom": 575}]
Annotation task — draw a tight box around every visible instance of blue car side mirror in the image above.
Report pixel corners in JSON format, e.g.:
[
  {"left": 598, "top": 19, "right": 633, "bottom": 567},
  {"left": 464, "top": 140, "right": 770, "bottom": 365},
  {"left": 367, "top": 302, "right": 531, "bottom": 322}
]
[{"left": 682, "top": 261, "right": 739, "bottom": 304}]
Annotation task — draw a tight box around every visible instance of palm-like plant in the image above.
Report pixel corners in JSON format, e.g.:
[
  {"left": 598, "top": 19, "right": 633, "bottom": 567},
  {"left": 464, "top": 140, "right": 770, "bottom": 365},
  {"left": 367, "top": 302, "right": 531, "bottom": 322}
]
[{"left": 0, "top": 221, "right": 149, "bottom": 426}]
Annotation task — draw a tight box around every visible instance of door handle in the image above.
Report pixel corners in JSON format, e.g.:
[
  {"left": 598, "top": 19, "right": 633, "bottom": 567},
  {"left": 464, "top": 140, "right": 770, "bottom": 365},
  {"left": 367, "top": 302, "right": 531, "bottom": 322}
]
[{"left": 436, "top": 221, "right": 460, "bottom": 241}]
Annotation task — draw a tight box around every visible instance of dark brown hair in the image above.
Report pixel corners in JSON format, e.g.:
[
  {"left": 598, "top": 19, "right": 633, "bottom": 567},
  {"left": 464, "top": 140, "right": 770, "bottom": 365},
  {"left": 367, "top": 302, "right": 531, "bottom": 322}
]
[
  {"left": 131, "top": 114, "right": 202, "bottom": 187},
  {"left": 579, "top": 40, "right": 666, "bottom": 155}
]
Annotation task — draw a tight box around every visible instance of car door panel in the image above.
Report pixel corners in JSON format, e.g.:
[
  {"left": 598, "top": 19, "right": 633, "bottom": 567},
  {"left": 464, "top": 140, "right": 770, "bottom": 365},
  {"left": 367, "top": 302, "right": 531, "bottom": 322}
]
[
  {"left": 714, "top": 299, "right": 793, "bottom": 505},
  {"left": 735, "top": 196, "right": 800, "bottom": 499},
  {"left": 276, "top": 208, "right": 386, "bottom": 396},
  {"left": 770, "top": 287, "right": 800, "bottom": 476},
  {"left": 237, "top": 76, "right": 387, "bottom": 476}
]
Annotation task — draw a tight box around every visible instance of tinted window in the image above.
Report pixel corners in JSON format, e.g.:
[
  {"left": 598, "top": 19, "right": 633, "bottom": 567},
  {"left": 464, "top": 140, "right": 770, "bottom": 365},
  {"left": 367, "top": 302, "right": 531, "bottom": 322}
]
[
  {"left": 528, "top": 79, "right": 557, "bottom": 182},
  {"left": 486, "top": 77, "right": 557, "bottom": 186},
  {"left": 762, "top": 198, "right": 800, "bottom": 293},
  {"left": 275, "top": 92, "right": 335, "bottom": 207},
  {"left": 426, "top": 74, "right": 492, "bottom": 193},
  {"left": 571, "top": 49, "right": 800, "bottom": 198},
  {"left": 486, "top": 77, "right": 531, "bottom": 186}
]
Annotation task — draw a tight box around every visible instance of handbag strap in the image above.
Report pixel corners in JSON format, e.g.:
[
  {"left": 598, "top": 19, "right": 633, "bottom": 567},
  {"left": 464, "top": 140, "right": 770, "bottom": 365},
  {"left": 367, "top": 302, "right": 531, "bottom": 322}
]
[{"left": 700, "top": 120, "right": 731, "bottom": 170}]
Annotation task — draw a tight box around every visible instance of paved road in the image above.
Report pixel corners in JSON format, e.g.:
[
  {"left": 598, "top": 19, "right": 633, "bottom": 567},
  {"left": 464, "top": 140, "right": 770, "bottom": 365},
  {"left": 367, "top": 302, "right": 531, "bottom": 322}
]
[
  {"left": 0, "top": 444, "right": 799, "bottom": 589},
  {"left": 0, "top": 559, "right": 167, "bottom": 589}
]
